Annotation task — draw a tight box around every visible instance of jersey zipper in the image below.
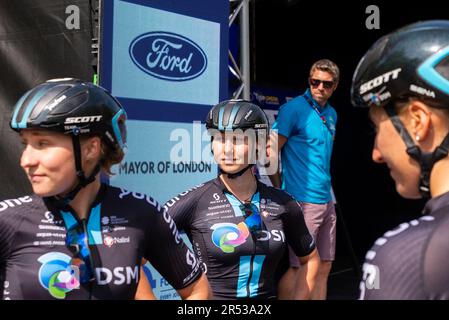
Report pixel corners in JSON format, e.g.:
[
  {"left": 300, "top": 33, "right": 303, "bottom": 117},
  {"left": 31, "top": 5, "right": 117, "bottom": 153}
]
[
  {"left": 246, "top": 254, "right": 255, "bottom": 297},
  {"left": 246, "top": 235, "right": 257, "bottom": 298},
  {"left": 81, "top": 218, "right": 94, "bottom": 300}
]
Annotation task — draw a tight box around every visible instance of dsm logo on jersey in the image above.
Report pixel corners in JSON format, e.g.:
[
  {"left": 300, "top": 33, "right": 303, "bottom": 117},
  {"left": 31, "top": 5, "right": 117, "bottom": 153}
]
[{"left": 129, "top": 31, "right": 207, "bottom": 81}]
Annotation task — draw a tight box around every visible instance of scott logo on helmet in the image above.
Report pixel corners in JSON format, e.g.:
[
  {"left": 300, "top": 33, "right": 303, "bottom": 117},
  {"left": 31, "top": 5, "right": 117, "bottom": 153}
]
[
  {"left": 359, "top": 68, "right": 402, "bottom": 95},
  {"left": 64, "top": 115, "right": 103, "bottom": 124}
]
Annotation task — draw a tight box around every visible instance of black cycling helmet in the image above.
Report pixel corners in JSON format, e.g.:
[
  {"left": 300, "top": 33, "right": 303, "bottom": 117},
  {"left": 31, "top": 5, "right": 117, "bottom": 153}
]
[
  {"left": 11, "top": 78, "right": 127, "bottom": 206},
  {"left": 206, "top": 99, "right": 269, "bottom": 134},
  {"left": 352, "top": 20, "right": 449, "bottom": 110},
  {"left": 206, "top": 99, "right": 269, "bottom": 179},
  {"left": 351, "top": 20, "right": 449, "bottom": 198},
  {"left": 11, "top": 78, "right": 127, "bottom": 151}
]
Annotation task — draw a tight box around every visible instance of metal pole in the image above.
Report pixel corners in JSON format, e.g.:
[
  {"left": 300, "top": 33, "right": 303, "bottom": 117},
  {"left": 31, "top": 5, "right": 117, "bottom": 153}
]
[{"left": 240, "top": 0, "right": 250, "bottom": 100}]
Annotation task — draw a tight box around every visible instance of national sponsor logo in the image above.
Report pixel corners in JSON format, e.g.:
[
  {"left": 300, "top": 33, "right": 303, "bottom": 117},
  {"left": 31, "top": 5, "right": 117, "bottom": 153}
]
[{"left": 129, "top": 31, "right": 207, "bottom": 81}]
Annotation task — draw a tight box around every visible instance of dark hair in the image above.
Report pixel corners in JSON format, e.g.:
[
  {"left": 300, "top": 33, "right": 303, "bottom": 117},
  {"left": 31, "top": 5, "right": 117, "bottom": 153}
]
[{"left": 310, "top": 59, "right": 340, "bottom": 83}]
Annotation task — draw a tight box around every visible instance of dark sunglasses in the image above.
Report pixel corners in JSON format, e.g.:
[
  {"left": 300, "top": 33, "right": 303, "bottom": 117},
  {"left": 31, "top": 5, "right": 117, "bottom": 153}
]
[
  {"left": 239, "top": 203, "right": 262, "bottom": 233},
  {"left": 66, "top": 224, "right": 95, "bottom": 284},
  {"left": 309, "top": 78, "right": 334, "bottom": 89}
]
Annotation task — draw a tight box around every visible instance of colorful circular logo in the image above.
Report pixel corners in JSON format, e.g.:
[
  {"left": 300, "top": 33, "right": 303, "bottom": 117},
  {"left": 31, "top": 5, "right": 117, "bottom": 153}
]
[
  {"left": 210, "top": 222, "right": 249, "bottom": 253},
  {"left": 37, "top": 252, "right": 80, "bottom": 299},
  {"left": 103, "top": 236, "right": 114, "bottom": 247}
]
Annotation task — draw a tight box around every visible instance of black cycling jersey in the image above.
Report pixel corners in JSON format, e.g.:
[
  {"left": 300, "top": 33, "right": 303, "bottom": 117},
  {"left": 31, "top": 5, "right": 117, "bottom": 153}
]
[
  {"left": 0, "top": 184, "right": 201, "bottom": 300},
  {"left": 360, "top": 191, "right": 449, "bottom": 300},
  {"left": 164, "top": 177, "right": 316, "bottom": 299}
]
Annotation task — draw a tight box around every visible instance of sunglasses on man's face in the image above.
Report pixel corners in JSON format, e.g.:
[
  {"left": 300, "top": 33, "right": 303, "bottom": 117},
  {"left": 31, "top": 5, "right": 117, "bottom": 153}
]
[
  {"left": 239, "top": 203, "right": 262, "bottom": 233},
  {"left": 309, "top": 78, "right": 334, "bottom": 89},
  {"left": 66, "top": 225, "right": 95, "bottom": 284}
]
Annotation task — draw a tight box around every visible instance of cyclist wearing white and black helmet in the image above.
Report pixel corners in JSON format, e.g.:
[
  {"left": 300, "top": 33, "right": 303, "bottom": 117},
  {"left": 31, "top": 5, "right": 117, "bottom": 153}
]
[
  {"left": 352, "top": 20, "right": 449, "bottom": 299},
  {"left": 0, "top": 78, "right": 210, "bottom": 300},
  {"left": 163, "top": 100, "right": 319, "bottom": 300}
]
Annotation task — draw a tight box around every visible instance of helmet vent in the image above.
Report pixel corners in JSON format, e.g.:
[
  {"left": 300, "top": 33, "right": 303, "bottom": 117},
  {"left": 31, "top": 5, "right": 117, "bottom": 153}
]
[
  {"left": 435, "top": 54, "right": 449, "bottom": 81},
  {"left": 49, "top": 91, "right": 88, "bottom": 115}
]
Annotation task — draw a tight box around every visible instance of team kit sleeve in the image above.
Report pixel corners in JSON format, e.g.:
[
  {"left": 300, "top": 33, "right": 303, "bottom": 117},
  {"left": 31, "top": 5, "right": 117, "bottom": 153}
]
[
  {"left": 0, "top": 207, "right": 23, "bottom": 265},
  {"left": 142, "top": 202, "right": 201, "bottom": 290},
  {"left": 163, "top": 188, "right": 200, "bottom": 232},
  {"left": 282, "top": 199, "right": 316, "bottom": 257}
]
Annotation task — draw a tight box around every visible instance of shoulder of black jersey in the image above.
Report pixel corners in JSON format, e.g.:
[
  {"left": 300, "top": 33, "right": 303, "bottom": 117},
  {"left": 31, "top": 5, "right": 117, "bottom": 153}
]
[
  {"left": 366, "top": 215, "right": 437, "bottom": 259},
  {"left": 363, "top": 215, "right": 439, "bottom": 298},
  {"left": 258, "top": 182, "right": 295, "bottom": 204},
  {"left": 421, "top": 210, "right": 449, "bottom": 298},
  {"left": 105, "top": 184, "right": 164, "bottom": 213},
  {"left": 0, "top": 194, "right": 43, "bottom": 217},
  {"left": 163, "top": 179, "right": 216, "bottom": 207}
]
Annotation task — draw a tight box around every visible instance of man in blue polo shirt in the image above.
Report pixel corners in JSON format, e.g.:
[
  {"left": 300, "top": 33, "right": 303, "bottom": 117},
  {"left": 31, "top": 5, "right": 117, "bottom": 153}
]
[{"left": 270, "top": 59, "right": 339, "bottom": 300}]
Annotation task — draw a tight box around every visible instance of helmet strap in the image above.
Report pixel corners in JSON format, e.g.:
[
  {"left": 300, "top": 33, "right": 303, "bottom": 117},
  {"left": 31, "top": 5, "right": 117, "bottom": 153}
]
[{"left": 385, "top": 106, "right": 449, "bottom": 198}]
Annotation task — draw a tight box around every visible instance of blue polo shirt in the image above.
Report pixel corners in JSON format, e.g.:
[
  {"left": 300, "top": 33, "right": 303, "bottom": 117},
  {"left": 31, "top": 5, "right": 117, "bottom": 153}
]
[{"left": 272, "top": 89, "right": 337, "bottom": 204}]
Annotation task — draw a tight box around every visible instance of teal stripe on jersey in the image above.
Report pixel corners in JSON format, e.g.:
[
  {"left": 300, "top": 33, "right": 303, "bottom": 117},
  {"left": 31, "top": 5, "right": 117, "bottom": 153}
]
[
  {"left": 236, "top": 255, "right": 251, "bottom": 297},
  {"left": 87, "top": 203, "right": 102, "bottom": 245},
  {"left": 249, "top": 255, "right": 266, "bottom": 297}
]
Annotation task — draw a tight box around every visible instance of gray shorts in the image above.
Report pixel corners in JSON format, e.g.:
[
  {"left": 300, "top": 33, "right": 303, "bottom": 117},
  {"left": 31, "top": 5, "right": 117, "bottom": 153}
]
[{"left": 289, "top": 200, "right": 337, "bottom": 266}]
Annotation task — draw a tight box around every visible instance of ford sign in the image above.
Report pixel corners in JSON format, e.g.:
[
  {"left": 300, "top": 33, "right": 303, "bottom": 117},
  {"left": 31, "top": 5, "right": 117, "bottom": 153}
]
[{"left": 129, "top": 31, "right": 208, "bottom": 81}]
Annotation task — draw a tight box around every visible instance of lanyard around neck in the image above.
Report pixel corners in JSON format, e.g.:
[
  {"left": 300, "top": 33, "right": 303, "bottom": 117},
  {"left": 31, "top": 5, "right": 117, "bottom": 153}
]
[{"left": 303, "top": 94, "right": 335, "bottom": 140}]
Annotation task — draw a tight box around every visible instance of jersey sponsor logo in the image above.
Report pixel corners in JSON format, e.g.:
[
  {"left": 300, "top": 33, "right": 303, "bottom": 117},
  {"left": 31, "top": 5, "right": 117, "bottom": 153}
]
[
  {"left": 0, "top": 196, "right": 32, "bottom": 212},
  {"left": 41, "top": 211, "right": 63, "bottom": 225},
  {"left": 118, "top": 189, "right": 162, "bottom": 212},
  {"left": 210, "top": 222, "right": 250, "bottom": 253},
  {"left": 164, "top": 184, "right": 205, "bottom": 211},
  {"left": 3, "top": 281, "right": 11, "bottom": 300},
  {"left": 102, "top": 225, "right": 126, "bottom": 233},
  {"left": 186, "top": 250, "right": 197, "bottom": 268},
  {"left": 104, "top": 236, "right": 114, "bottom": 247},
  {"left": 366, "top": 215, "right": 435, "bottom": 261},
  {"left": 37, "top": 252, "right": 81, "bottom": 299},
  {"left": 162, "top": 208, "right": 183, "bottom": 245},
  {"left": 360, "top": 216, "right": 435, "bottom": 298},
  {"left": 96, "top": 266, "right": 139, "bottom": 285},
  {"left": 359, "top": 263, "right": 380, "bottom": 300},
  {"left": 256, "top": 230, "right": 285, "bottom": 242},
  {"left": 64, "top": 115, "right": 103, "bottom": 124},
  {"left": 38, "top": 224, "right": 65, "bottom": 231},
  {"left": 103, "top": 236, "right": 130, "bottom": 247},
  {"left": 213, "top": 193, "right": 220, "bottom": 201},
  {"left": 359, "top": 68, "right": 402, "bottom": 95},
  {"left": 210, "top": 222, "right": 286, "bottom": 253},
  {"left": 33, "top": 240, "right": 66, "bottom": 246},
  {"left": 101, "top": 215, "right": 129, "bottom": 226},
  {"left": 36, "top": 232, "right": 65, "bottom": 239}
]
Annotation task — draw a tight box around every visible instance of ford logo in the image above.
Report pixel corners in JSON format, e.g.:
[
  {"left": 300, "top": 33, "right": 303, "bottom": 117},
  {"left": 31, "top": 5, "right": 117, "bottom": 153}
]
[{"left": 129, "top": 31, "right": 208, "bottom": 81}]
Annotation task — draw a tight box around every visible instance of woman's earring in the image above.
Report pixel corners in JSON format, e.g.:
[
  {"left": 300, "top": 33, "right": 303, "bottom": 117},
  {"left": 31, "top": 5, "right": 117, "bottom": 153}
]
[{"left": 415, "top": 135, "right": 420, "bottom": 142}]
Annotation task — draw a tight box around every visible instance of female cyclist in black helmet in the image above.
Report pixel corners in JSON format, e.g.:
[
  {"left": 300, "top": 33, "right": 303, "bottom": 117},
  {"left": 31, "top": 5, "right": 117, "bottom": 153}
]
[
  {"left": 352, "top": 20, "right": 449, "bottom": 299},
  {"left": 163, "top": 99, "right": 319, "bottom": 299},
  {"left": 1, "top": 78, "right": 210, "bottom": 300}
]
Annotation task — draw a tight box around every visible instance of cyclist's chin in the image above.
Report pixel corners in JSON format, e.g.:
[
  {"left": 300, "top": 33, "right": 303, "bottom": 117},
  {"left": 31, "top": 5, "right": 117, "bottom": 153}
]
[
  {"left": 31, "top": 181, "right": 74, "bottom": 198},
  {"left": 218, "top": 162, "right": 249, "bottom": 174}
]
